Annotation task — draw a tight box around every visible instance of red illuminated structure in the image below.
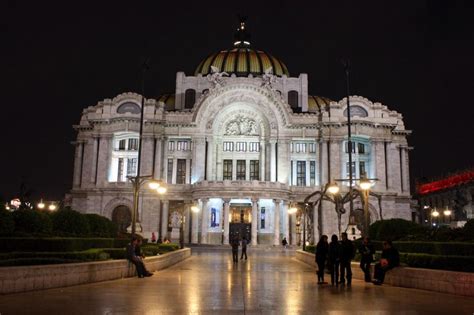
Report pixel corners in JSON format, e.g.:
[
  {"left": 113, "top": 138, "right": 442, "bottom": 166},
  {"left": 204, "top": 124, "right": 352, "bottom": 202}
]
[{"left": 417, "top": 169, "right": 474, "bottom": 195}]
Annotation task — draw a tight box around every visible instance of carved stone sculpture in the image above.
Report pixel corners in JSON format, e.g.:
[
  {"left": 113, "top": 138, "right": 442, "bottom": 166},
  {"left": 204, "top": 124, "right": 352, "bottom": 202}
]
[
  {"left": 207, "top": 66, "right": 229, "bottom": 89},
  {"left": 224, "top": 115, "right": 259, "bottom": 135}
]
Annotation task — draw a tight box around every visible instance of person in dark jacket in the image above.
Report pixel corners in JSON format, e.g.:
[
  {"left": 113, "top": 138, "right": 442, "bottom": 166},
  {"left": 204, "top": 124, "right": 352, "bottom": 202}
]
[
  {"left": 240, "top": 237, "right": 248, "bottom": 260},
  {"left": 359, "top": 237, "right": 375, "bottom": 282},
  {"left": 327, "top": 234, "right": 341, "bottom": 286},
  {"left": 315, "top": 235, "right": 329, "bottom": 284},
  {"left": 339, "top": 232, "right": 355, "bottom": 286},
  {"left": 231, "top": 238, "right": 239, "bottom": 263},
  {"left": 126, "top": 236, "right": 152, "bottom": 278},
  {"left": 373, "top": 240, "right": 400, "bottom": 285}
]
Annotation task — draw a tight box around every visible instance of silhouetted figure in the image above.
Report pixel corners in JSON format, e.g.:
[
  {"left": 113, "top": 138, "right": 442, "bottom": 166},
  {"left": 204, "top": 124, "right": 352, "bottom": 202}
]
[
  {"left": 373, "top": 240, "right": 400, "bottom": 285},
  {"left": 240, "top": 237, "right": 248, "bottom": 260},
  {"left": 328, "top": 234, "right": 341, "bottom": 286},
  {"left": 359, "top": 237, "right": 375, "bottom": 282},
  {"left": 282, "top": 237, "right": 288, "bottom": 248},
  {"left": 339, "top": 232, "right": 355, "bottom": 286},
  {"left": 126, "top": 236, "right": 153, "bottom": 278},
  {"left": 231, "top": 238, "right": 239, "bottom": 263},
  {"left": 315, "top": 235, "right": 329, "bottom": 284}
]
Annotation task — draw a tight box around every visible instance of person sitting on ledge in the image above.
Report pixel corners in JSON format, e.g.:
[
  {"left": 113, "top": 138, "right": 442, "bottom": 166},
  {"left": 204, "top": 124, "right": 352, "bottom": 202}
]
[
  {"left": 373, "top": 240, "right": 399, "bottom": 285},
  {"left": 126, "top": 236, "right": 153, "bottom": 278}
]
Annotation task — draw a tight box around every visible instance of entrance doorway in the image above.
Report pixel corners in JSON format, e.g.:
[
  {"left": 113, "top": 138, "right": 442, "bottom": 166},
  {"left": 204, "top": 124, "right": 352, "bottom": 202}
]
[
  {"left": 229, "top": 203, "right": 251, "bottom": 242},
  {"left": 112, "top": 205, "right": 132, "bottom": 233}
]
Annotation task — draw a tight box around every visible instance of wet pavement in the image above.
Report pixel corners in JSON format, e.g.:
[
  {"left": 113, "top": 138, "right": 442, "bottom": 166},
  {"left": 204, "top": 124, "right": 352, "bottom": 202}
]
[{"left": 1, "top": 248, "right": 473, "bottom": 314}]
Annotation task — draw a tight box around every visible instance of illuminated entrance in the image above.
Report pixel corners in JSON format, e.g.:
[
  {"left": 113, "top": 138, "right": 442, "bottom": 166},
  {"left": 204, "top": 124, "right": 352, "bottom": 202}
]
[{"left": 229, "top": 203, "right": 251, "bottom": 242}]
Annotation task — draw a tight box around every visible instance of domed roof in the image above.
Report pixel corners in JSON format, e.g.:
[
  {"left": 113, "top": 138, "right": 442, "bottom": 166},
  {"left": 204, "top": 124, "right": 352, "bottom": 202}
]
[
  {"left": 308, "top": 95, "right": 332, "bottom": 113},
  {"left": 194, "top": 20, "right": 289, "bottom": 77}
]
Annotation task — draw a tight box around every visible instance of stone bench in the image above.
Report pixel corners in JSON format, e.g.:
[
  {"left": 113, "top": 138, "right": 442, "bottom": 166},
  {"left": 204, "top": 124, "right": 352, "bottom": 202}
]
[
  {"left": 0, "top": 248, "right": 191, "bottom": 295},
  {"left": 295, "top": 250, "right": 474, "bottom": 297}
]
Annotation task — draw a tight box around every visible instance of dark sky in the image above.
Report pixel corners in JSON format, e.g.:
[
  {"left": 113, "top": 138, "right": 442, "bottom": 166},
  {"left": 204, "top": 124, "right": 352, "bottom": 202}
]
[{"left": 1, "top": 1, "right": 473, "bottom": 201}]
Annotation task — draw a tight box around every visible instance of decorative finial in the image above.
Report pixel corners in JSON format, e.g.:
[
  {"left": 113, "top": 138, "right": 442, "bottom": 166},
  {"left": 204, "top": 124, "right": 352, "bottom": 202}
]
[{"left": 234, "top": 15, "right": 251, "bottom": 47}]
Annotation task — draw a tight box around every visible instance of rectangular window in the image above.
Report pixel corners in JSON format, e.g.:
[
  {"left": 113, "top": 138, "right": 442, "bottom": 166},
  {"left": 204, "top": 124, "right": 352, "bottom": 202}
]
[
  {"left": 177, "top": 141, "right": 189, "bottom": 151},
  {"left": 296, "top": 161, "right": 306, "bottom": 186},
  {"left": 223, "top": 160, "right": 233, "bottom": 180},
  {"left": 310, "top": 161, "right": 316, "bottom": 186},
  {"left": 308, "top": 143, "right": 316, "bottom": 153},
  {"left": 223, "top": 141, "right": 234, "bottom": 152},
  {"left": 128, "top": 138, "right": 138, "bottom": 151},
  {"left": 189, "top": 159, "right": 192, "bottom": 183},
  {"left": 260, "top": 207, "right": 266, "bottom": 229},
  {"left": 346, "top": 162, "right": 356, "bottom": 178},
  {"left": 249, "top": 142, "right": 260, "bottom": 152},
  {"left": 126, "top": 158, "right": 137, "bottom": 176},
  {"left": 290, "top": 160, "right": 293, "bottom": 185},
  {"left": 236, "top": 142, "right": 246, "bottom": 152},
  {"left": 345, "top": 141, "right": 355, "bottom": 153},
  {"left": 168, "top": 141, "right": 175, "bottom": 151},
  {"left": 167, "top": 159, "right": 173, "bottom": 184},
  {"left": 250, "top": 160, "right": 260, "bottom": 180},
  {"left": 118, "top": 139, "right": 126, "bottom": 151},
  {"left": 117, "top": 158, "right": 124, "bottom": 181},
  {"left": 176, "top": 159, "right": 186, "bottom": 184},
  {"left": 359, "top": 161, "right": 366, "bottom": 178},
  {"left": 236, "top": 160, "right": 246, "bottom": 180},
  {"left": 211, "top": 207, "right": 219, "bottom": 227},
  {"left": 358, "top": 143, "right": 365, "bottom": 154}
]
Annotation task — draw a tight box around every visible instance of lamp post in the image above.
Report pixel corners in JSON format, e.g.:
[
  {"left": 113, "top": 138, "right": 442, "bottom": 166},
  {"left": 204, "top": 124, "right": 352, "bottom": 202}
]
[
  {"left": 189, "top": 205, "right": 200, "bottom": 248},
  {"left": 359, "top": 177, "right": 373, "bottom": 237},
  {"left": 443, "top": 207, "right": 452, "bottom": 225},
  {"left": 431, "top": 208, "right": 440, "bottom": 227},
  {"left": 343, "top": 60, "right": 354, "bottom": 216}
]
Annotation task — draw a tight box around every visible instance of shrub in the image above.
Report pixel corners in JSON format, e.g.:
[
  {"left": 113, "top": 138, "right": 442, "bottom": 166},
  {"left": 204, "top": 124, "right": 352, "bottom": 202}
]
[
  {"left": 462, "top": 219, "right": 474, "bottom": 240},
  {"left": 304, "top": 245, "right": 316, "bottom": 254},
  {"left": 13, "top": 209, "right": 52, "bottom": 235},
  {"left": 85, "top": 214, "right": 118, "bottom": 238},
  {"left": 0, "top": 237, "right": 119, "bottom": 252},
  {"left": 404, "top": 253, "right": 474, "bottom": 272},
  {"left": 0, "top": 209, "right": 15, "bottom": 236},
  {"left": 141, "top": 243, "right": 179, "bottom": 256},
  {"left": 368, "top": 220, "right": 384, "bottom": 240},
  {"left": 51, "top": 209, "right": 90, "bottom": 236},
  {"left": 375, "top": 219, "right": 420, "bottom": 241},
  {"left": 0, "top": 258, "right": 81, "bottom": 266},
  {"left": 102, "top": 248, "right": 127, "bottom": 259}
]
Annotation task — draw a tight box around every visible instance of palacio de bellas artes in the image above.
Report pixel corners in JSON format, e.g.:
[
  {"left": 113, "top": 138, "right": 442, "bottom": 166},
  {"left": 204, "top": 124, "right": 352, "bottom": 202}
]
[{"left": 69, "top": 21, "right": 412, "bottom": 246}]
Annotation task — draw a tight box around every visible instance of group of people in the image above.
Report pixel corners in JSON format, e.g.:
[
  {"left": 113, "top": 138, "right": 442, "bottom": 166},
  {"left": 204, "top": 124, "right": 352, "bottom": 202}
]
[
  {"left": 230, "top": 237, "right": 248, "bottom": 262},
  {"left": 315, "top": 233, "right": 399, "bottom": 286}
]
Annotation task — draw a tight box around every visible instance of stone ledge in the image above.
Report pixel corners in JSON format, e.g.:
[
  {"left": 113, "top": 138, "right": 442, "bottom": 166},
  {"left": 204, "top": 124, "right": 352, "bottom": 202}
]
[
  {"left": 0, "top": 248, "right": 191, "bottom": 295},
  {"left": 295, "top": 250, "right": 474, "bottom": 297}
]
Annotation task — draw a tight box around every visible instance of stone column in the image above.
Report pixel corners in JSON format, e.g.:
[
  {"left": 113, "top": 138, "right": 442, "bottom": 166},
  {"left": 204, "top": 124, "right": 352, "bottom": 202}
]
[
  {"left": 72, "top": 142, "right": 84, "bottom": 188},
  {"left": 191, "top": 202, "right": 199, "bottom": 244},
  {"left": 277, "top": 139, "right": 290, "bottom": 184},
  {"left": 153, "top": 137, "right": 163, "bottom": 180},
  {"left": 270, "top": 140, "right": 277, "bottom": 182},
  {"left": 260, "top": 140, "right": 266, "bottom": 181},
  {"left": 140, "top": 136, "right": 154, "bottom": 176},
  {"left": 200, "top": 198, "right": 209, "bottom": 244},
  {"left": 283, "top": 201, "right": 290, "bottom": 243},
  {"left": 373, "top": 140, "right": 386, "bottom": 191},
  {"left": 161, "top": 200, "right": 169, "bottom": 240},
  {"left": 273, "top": 199, "right": 281, "bottom": 245},
  {"left": 251, "top": 198, "right": 258, "bottom": 245},
  {"left": 206, "top": 138, "right": 214, "bottom": 180},
  {"left": 96, "top": 136, "right": 111, "bottom": 187},
  {"left": 215, "top": 139, "right": 223, "bottom": 181},
  {"left": 91, "top": 136, "right": 99, "bottom": 183},
  {"left": 291, "top": 213, "right": 297, "bottom": 245},
  {"left": 329, "top": 140, "right": 341, "bottom": 182},
  {"left": 223, "top": 199, "right": 230, "bottom": 244},
  {"left": 193, "top": 137, "right": 206, "bottom": 182}
]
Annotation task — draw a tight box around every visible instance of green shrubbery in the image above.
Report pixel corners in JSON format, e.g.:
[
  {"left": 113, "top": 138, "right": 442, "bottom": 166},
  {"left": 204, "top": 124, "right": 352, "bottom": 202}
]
[
  {"left": 0, "top": 209, "right": 15, "bottom": 236},
  {"left": 141, "top": 243, "right": 180, "bottom": 256},
  {"left": 403, "top": 253, "right": 474, "bottom": 273},
  {"left": 51, "top": 208, "right": 91, "bottom": 236},
  {"left": 304, "top": 245, "right": 316, "bottom": 254},
  {"left": 12, "top": 209, "right": 52, "bottom": 235},
  {"left": 0, "top": 237, "right": 119, "bottom": 252},
  {"left": 85, "top": 214, "right": 117, "bottom": 238}
]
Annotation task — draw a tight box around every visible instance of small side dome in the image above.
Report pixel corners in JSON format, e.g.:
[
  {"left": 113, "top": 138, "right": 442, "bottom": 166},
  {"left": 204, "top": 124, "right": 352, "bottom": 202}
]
[
  {"left": 308, "top": 95, "right": 332, "bottom": 113},
  {"left": 157, "top": 94, "right": 175, "bottom": 111}
]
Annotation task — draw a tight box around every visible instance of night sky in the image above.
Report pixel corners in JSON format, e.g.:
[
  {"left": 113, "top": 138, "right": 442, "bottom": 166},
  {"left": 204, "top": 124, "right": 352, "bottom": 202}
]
[{"left": 1, "top": 1, "right": 473, "bottom": 201}]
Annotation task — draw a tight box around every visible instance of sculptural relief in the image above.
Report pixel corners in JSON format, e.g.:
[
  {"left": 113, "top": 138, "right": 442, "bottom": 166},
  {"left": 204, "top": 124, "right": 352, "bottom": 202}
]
[{"left": 224, "top": 115, "right": 260, "bottom": 135}]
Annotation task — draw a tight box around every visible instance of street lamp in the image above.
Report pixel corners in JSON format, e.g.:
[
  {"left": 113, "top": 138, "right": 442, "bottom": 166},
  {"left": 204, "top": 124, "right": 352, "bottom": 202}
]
[
  {"left": 37, "top": 199, "right": 45, "bottom": 209},
  {"left": 48, "top": 204, "right": 57, "bottom": 211},
  {"left": 359, "top": 177, "right": 374, "bottom": 237}
]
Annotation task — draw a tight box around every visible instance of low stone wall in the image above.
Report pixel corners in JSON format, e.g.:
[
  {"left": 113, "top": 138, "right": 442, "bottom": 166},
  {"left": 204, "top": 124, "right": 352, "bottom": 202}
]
[
  {"left": 0, "top": 248, "right": 191, "bottom": 295},
  {"left": 295, "top": 250, "right": 474, "bottom": 297}
]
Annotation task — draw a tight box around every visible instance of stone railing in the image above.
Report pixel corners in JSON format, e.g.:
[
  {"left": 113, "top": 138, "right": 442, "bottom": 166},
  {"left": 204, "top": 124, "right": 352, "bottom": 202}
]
[
  {"left": 0, "top": 248, "right": 191, "bottom": 295},
  {"left": 295, "top": 250, "right": 474, "bottom": 297}
]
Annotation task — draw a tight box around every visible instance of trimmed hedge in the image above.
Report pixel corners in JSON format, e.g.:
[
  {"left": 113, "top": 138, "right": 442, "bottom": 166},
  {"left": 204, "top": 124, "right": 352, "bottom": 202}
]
[
  {"left": 51, "top": 209, "right": 90, "bottom": 236},
  {"left": 304, "top": 245, "right": 316, "bottom": 254},
  {"left": 85, "top": 214, "right": 118, "bottom": 238},
  {"left": 0, "top": 209, "right": 15, "bottom": 236},
  {"left": 368, "top": 241, "right": 474, "bottom": 256},
  {"left": 0, "top": 249, "right": 109, "bottom": 261},
  {"left": 0, "top": 258, "right": 82, "bottom": 267},
  {"left": 13, "top": 209, "right": 52, "bottom": 235},
  {"left": 141, "top": 243, "right": 179, "bottom": 256},
  {"left": 403, "top": 253, "right": 474, "bottom": 273},
  {"left": 0, "top": 237, "right": 119, "bottom": 252},
  {"left": 374, "top": 219, "right": 421, "bottom": 241}
]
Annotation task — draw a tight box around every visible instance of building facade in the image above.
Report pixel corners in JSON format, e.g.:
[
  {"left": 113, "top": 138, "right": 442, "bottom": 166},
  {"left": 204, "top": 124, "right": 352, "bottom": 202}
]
[{"left": 70, "top": 23, "right": 413, "bottom": 244}]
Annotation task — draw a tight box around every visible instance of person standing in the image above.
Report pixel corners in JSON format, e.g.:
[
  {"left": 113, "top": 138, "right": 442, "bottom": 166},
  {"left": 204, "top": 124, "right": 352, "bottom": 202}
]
[
  {"left": 373, "top": 240, "right": 400, "bottom": 285},
  {"left": 240, "top": 237, "right": 248, "bottom": 260},
  {"left": 359, "top": 237, "right": 375, "bottom": 282},
  {"left": 281, "top": 237, "right": 288, "bottom": 248},
  {"left": 315, "top": 235, "right": 329, "bottom": 284},
  {"left": 328, "top": 234, "right": 341, "bottom": 286},
  {"left": 231, "top": 238, "right": 239, "bottom": 263},
  {"left": 339, "top": 232, "right": 355, "bottom": 286}
]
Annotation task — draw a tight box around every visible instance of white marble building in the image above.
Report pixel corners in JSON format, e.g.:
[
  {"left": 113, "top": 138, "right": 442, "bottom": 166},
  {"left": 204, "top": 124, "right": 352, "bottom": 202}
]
[{"left": 70, "top": 23, "right": 412, "bottom": 244}]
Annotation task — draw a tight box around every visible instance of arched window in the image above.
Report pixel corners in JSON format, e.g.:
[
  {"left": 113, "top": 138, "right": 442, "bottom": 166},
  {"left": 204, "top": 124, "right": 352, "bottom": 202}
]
[
  {"left": 343, "top": 105, "right": 368, "bottom": 117},
  {"left": 184, "top": 89, "right": 196, "bottom": 109},
  {"left": 288, "top": 90, "right": 299, "bottom": 110},
  {"left": 117, "top": 102, "right": 140, "bottom": 114},
  {"left": 202, "top": 89, "right": 209, "bottom": 95}
]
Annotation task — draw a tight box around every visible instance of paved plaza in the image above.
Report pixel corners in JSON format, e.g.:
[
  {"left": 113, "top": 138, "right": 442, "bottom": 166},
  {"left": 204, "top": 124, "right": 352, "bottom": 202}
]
[{"left": 1, "top": 249, "right": 473, "bottom": 314}]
